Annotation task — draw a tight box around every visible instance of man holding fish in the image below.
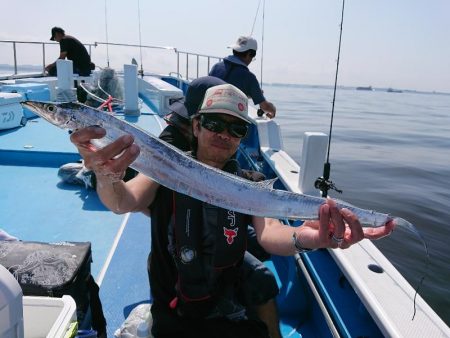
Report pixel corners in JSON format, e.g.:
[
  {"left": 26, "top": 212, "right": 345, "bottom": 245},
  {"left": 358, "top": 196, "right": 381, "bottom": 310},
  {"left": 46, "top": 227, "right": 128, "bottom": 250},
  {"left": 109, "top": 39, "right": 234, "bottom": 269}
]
[{"left": 68, "top": 84, "right": 394, "bottom": 337}]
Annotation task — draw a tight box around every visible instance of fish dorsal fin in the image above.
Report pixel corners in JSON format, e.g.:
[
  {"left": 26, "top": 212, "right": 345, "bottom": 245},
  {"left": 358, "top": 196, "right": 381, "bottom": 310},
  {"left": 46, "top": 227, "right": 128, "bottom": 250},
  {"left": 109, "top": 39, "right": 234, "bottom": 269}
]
[{"left": 256, "top": 178, "right": 278, "bottom": 189}]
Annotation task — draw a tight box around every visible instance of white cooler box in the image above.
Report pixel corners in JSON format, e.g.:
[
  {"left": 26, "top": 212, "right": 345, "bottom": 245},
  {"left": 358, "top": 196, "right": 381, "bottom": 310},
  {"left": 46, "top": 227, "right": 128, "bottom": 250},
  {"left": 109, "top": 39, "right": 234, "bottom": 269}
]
[
  {"left": 142, "top": 76, "right": 183, "bottom": 115},
  {"left": 0, "top": 92, "right": 25, "bottom": 130},
  {"left": 1, "top": 83, "right": 51, "bottom": 118},
  {"left": 23, "top": 295, "right": 77, "bottom": 338}
]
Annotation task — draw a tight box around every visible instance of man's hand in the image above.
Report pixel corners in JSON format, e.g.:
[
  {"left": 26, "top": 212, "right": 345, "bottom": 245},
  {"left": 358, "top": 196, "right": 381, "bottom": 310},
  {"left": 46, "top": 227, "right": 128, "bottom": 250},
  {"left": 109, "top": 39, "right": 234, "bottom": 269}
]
[
  {"left": 70, "top": 126, "right": 140, "bottom": 183},
  {"left": 259, "top": 101, "right": 276, "bottom": 119},
  {"left": 299, "top": 199, "right": 395, "bottom": 250}
]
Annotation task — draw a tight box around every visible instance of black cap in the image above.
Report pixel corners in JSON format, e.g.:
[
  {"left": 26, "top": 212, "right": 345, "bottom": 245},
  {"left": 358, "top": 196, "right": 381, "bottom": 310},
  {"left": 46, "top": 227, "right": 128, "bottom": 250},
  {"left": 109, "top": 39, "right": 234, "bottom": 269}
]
[
  {"left": 50, "top": 27, "right": 65, "bottom": 41},
  {"left": 168, "top": 76, "right": 226, "bottom": 119}
]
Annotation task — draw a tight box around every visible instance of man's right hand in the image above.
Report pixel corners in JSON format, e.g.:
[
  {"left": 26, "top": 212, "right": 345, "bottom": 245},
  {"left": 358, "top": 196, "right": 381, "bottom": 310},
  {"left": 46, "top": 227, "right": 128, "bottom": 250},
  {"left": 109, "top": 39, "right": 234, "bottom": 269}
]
[
  {"left": 70, "top": 126, "right": 140, "bottom": 183},
  {"left": 259, "top": 101, "right": 276, "bottom": 119}
]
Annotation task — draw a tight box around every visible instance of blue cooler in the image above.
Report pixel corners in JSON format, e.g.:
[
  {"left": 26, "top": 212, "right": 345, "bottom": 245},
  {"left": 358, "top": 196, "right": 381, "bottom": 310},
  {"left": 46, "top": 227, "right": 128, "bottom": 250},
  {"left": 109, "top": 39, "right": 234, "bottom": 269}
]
[{"left": 1, "top": 83, "right": 51, "bottom": 118}]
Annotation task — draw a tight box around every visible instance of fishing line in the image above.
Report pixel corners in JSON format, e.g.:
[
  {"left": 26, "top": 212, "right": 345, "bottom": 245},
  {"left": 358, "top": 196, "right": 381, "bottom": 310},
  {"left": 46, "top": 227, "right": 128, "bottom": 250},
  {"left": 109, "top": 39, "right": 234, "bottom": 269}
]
[
  {"left": 137, "top": 0, "right": 144, "bottom": 77},
  {"left": 104, "top": 0, "right": 110, "bottom": 67},
  {"left": 397, "top": 218, "right": 431, "bottom": 320},
  {"left": 250, "top": 0, "right": 262, "bottom": 36}
]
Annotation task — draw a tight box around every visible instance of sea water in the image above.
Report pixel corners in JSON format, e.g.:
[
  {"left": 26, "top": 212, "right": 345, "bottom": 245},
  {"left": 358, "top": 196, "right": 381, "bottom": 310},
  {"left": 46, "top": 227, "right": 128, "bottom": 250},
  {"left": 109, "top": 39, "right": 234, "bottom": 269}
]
[{"left": 264, "top": 84, "right": 450, "bottom": 326}]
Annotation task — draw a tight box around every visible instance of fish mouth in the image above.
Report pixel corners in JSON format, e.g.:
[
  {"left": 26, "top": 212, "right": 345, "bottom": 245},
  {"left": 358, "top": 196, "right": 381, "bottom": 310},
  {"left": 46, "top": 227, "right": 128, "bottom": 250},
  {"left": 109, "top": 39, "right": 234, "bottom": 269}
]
[{"left": 21, "top": 101, "right": 47, "bottom": 116}]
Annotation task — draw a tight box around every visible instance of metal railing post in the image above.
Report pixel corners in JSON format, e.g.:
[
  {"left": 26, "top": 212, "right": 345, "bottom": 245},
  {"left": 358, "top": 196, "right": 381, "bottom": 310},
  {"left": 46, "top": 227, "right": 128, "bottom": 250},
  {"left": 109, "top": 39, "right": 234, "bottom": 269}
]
[
  {"left": 177, "top": 52, "right": 180, "bottom": 78},
  {"left": 207, "top": 57, "right": 210, "bottom": 74},
  {"left": 186, "top": 53, "right": 189, "bottom": 80},
  {"left": 13, "top": 42, "right": 17, "bottom": 74},
  {"left": 42, "top": 43, "right": 46, "bottom": 73},
  {"left": 196, "top": 55, "right": 199, "bottom": 78}
]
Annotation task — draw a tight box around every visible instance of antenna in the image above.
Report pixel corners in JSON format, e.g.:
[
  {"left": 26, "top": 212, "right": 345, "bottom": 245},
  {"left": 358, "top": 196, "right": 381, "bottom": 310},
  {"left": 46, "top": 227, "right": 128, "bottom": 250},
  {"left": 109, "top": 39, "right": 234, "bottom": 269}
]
[{"left": 314, "top": 0, "right": 345, "bottom": 198}]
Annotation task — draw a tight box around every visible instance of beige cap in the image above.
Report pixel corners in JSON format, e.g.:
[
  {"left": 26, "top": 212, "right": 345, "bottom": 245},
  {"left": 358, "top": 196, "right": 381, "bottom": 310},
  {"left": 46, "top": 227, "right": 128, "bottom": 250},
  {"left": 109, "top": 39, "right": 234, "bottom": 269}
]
[{"left": 198, "top": 84, "right": 250, "bottom": 123}]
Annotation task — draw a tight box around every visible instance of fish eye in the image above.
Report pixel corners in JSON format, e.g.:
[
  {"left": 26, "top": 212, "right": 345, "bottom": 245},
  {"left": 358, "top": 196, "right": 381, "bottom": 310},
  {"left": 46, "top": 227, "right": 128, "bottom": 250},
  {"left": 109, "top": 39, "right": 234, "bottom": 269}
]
[{"left": 46, "top": 105, "right": 56, "bottom": 112}]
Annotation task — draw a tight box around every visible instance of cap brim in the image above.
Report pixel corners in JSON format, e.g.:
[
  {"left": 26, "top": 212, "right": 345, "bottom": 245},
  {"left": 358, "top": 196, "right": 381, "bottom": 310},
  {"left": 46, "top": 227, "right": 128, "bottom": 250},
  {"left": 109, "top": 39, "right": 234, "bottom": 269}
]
[
  {"left": 228, "top": 44, "right": 249, "bottom": 52},
  {"left": 168, "top": 100, "right": 188, "bottom": 119},
  {"left": 198, "top": 108, "right": 251, "bottom": 124}
]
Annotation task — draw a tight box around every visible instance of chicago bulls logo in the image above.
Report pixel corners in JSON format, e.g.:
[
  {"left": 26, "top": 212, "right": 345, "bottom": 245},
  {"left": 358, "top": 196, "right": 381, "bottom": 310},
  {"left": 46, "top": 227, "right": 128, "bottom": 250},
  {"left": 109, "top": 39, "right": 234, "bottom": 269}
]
[{"left": 223, "top": 227, "right": 238, "bottom": 245}]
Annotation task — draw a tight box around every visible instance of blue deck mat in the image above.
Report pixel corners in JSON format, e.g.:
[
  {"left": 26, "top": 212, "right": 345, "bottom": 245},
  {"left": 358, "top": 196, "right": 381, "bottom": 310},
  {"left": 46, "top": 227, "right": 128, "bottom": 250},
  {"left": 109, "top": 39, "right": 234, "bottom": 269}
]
[
  {"left": 0, "top": 163, "right": 125, "bottom": 277},
  {"left": 99, "top": 212, "right": 151, "bottom": 336}
]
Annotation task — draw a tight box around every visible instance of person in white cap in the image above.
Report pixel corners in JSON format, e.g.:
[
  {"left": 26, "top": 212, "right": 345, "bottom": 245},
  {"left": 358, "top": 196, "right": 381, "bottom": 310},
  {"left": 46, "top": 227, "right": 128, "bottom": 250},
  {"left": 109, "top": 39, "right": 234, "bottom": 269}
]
[
  {"left": 209, "top": 36, "right": 277, "bottom": 119},
  {"left": 69, "top": 84, "right": 394, "bottom": 338}
]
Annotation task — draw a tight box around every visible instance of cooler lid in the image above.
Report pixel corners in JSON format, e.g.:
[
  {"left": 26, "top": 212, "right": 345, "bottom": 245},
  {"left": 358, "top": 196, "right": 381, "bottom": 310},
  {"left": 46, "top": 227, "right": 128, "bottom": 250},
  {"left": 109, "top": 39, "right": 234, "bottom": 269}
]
[{"left": 0, "top": 92, "right": 23, "bottom": 104}]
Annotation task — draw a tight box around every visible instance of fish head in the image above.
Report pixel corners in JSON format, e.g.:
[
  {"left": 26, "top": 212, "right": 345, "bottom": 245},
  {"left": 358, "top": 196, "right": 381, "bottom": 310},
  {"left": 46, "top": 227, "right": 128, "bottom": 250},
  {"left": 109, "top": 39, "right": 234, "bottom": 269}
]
[{"left": 21, "top": 101, "right": 82, "bottom": 130}]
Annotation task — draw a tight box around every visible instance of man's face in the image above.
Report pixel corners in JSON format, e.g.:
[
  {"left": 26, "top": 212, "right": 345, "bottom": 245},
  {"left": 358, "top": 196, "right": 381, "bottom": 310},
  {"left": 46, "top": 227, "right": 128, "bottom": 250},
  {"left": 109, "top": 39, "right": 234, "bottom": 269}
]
[
  {"left": 193, "top": 114, "right": 246, "bottom": 167},
  {"left": 54, "top": 32, "right": 63, "bottom": 42}
]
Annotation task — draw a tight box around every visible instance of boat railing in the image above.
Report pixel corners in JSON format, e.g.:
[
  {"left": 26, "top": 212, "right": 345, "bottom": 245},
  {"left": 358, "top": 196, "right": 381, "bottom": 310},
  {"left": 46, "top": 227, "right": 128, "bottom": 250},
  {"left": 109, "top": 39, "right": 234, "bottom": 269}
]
[
  {"left": 0, "top": 39, "right": 96, "bottom": 78},
  {"left": 94, "top": 42, "right": 222, "bottom": 80},
  {"left": 175, "top": 50, "right": 222, "bottom": 80},
  {"left": 0, "top": 39, "right": 221, "bottom": 81}
]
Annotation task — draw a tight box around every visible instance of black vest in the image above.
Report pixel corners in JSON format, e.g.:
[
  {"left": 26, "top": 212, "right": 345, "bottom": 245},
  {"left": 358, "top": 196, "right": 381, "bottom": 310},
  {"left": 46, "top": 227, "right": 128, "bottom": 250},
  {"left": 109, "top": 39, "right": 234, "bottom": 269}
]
[{"left": 169, "top": 159, "right": 252, "bottom": 317}]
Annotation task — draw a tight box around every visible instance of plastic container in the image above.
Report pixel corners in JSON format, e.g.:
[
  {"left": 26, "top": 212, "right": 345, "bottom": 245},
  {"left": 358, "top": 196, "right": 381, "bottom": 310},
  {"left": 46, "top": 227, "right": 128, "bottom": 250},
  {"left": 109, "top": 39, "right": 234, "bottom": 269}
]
[
  {"left": 0, "top": 264, "right": 24, "bottom": 338},
  {"left": 1, "top": 83, "right": 51, "bottom": 118},
  {"left": 0, "top": 92, "right": 24, "bottom": 130},
  {"left": 23, "top": 295, "right": 77, "bottom": 338},
  {"left": 143, "top": 76, "right": 183, "bottom": 115}
]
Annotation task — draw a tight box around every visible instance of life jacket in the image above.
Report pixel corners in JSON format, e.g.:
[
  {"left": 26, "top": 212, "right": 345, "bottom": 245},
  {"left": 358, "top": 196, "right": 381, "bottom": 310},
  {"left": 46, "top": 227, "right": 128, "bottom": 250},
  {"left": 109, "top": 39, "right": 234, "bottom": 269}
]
[{"left": 168, "top": 159, "right": 257, "bottom": 318}]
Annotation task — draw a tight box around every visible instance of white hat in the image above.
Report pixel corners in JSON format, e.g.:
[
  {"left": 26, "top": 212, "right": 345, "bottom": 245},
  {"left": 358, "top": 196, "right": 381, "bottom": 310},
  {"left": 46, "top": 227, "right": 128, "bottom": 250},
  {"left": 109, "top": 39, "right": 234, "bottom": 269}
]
[
  {"left": 228, "top": 36, "right": 258, "bottom": 52},
  {"left": 198, "top": 84, "right": 251, "bottom": 123}
]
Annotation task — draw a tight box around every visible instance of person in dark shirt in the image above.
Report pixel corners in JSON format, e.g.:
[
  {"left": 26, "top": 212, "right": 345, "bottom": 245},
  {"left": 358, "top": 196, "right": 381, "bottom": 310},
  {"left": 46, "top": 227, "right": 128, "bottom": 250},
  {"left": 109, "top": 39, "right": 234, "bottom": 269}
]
[
  {"left": 209, "top": 36, "right": 276, "bottom": 118},
  {"left": 45, "top": 27, "right": 93, "bottom": 76},
  {"left": 159, "top": 77, "right": 281, "bottom": 337},
  {"left": 70, "top": 83, "right": 394, "bottom": 337}
]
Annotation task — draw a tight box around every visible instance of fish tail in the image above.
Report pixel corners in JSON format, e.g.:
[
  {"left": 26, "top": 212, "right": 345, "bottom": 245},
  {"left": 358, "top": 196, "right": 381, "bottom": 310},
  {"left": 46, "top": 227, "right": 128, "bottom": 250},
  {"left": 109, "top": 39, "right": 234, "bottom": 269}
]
[{"left": 393, "top": 217, "right": 429, "bottom": 258}]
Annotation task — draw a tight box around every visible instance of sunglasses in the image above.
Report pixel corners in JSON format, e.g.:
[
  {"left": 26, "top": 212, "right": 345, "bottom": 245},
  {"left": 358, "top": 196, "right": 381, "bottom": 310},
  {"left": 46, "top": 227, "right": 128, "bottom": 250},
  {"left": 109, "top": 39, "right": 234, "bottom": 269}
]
[{"left": 200, "top": 114, "right": 249, "bottom": 138}]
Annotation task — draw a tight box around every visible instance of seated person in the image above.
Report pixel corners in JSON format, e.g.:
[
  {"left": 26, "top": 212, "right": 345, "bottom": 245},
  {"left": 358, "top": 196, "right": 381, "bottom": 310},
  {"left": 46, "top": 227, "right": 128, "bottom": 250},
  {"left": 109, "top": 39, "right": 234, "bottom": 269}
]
[{"left": 45, "top": 27, "right": 94, "bottom": 76}]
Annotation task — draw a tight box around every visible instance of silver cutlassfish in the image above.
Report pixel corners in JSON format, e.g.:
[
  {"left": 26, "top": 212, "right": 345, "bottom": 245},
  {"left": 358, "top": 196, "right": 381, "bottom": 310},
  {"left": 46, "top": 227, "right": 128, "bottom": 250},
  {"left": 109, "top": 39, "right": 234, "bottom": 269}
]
[{"left": 22, "top": 101, "right": 416, "bottom": 232}]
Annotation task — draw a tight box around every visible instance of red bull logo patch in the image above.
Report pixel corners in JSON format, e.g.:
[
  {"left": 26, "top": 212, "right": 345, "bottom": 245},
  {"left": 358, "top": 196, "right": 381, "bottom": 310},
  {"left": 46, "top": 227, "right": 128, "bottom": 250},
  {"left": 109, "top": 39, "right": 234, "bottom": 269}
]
[{"left": 223, "top": 227, "right": 238, "bottom": 245}]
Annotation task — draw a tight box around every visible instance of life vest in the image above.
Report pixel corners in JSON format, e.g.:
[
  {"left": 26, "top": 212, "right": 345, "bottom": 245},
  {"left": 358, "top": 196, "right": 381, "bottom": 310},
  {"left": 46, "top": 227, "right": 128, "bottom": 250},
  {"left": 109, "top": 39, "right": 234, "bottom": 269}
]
[{"left": 169, "top": 159, "right": 254, "bottom": 317}]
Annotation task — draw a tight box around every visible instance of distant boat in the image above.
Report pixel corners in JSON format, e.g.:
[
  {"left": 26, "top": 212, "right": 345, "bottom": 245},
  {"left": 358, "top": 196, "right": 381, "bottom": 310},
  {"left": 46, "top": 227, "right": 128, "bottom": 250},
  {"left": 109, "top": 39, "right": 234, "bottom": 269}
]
[
  {"left": 387, "top": 87, "right": 403, "bottom": 93},
  {"left": 356, "top": 86, "right": 373, "bottom": 91}
]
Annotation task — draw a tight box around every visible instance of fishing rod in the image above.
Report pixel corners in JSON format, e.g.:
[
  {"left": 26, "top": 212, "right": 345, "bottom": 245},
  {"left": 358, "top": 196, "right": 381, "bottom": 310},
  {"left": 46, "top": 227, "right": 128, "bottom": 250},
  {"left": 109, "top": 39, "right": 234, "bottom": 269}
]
[
  {"left": 315, "top": 0, "right": 345, "bottom": 198},
  {"left": 137, "top": 0, "right": 144, "bottom": 77},
  {"left": 104, "top": 0, "right": 110, "bottom": 67},
  {"left": 260, "top": 0, "right": 266, "bottom": 90},
  {"left": 250, "top": 0, "right": 268, "bottom": 118}
]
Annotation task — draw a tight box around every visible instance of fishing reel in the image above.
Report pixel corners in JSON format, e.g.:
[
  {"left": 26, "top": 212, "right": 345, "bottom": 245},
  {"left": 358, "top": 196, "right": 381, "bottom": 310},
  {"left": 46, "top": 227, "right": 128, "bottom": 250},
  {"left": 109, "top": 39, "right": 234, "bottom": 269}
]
[{"left": 314, "top": 176, "right": 342, "bottom": 197}]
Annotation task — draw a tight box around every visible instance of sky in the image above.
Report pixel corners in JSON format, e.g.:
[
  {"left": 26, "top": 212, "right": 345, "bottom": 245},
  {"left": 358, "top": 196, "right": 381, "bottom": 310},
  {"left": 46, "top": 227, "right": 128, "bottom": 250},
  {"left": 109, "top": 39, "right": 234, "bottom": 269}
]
[{"left": 1, "top": 0, "right": 449, "bottom": 93}]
